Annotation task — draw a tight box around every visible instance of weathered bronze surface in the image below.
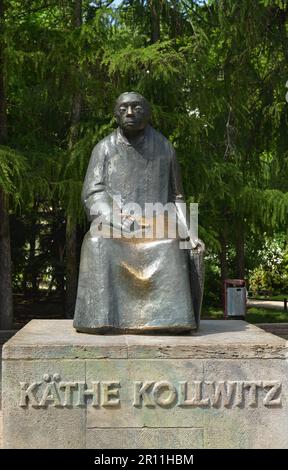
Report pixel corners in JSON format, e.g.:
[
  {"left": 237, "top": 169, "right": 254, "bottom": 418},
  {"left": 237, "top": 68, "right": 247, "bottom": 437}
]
[{"left": 73, "top": 92, "right": 204, "bottom": 334}]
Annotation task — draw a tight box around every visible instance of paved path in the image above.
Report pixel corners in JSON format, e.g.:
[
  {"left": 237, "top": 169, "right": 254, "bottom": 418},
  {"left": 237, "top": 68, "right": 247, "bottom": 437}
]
[
  {"left": 257, "top": 323, "right": 288, "bottom": 340},
  {"left": 247, "top": 299, "right": 287, "bottom": 311}
]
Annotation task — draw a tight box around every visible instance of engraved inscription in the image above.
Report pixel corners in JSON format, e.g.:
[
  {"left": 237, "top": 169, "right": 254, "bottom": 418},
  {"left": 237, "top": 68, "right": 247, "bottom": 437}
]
[
  {"left": 132, "top": 380, "right": 282, "bottom": 409},
  {"left": 263, "top": 381, "right": 282, "bottom": 406},
  {"left": 19, "top": 375, "right": 282, "bottom": 409},
  {"left": 19, "top": 375, "right": 120, "bottom": 408}
]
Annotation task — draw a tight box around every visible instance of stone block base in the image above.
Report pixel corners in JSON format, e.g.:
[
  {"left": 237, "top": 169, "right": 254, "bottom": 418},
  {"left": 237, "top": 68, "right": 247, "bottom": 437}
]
[{"left": 2, "top": 320, "right": 288, "bottom": 448}]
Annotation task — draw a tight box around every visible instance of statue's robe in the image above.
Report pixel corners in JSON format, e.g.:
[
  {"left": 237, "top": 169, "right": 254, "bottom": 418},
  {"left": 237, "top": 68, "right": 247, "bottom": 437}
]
[{"left": 73, "top": 125, "right": 204, "bottom": 333}]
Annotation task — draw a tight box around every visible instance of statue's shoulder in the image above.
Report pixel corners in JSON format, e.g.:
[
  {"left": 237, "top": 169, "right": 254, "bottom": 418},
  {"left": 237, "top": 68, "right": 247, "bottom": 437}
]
[
  {"left": 90, "top": 130, "right": 117, "bottom": 157},
  {"left": 149, "top": 126, "right": 175, "bottom": 156}
]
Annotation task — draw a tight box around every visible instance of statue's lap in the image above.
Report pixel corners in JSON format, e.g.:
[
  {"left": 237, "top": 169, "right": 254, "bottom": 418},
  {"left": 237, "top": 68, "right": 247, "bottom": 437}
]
[{"left": 74, "top": 234, "right": 196, "bottom": 333}]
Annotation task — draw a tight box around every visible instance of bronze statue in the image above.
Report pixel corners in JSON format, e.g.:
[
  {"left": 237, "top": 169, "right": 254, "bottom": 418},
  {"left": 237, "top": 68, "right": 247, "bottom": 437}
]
[{"left": 73, "top": 92, "right": 204, "bottom": 334}]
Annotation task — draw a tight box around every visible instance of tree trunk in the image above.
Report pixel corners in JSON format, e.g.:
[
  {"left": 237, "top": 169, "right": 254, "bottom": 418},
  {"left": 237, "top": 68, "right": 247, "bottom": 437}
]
[
  {"left": 0, "top": 0, "right": 13, "bottom": 329},
  {"left": 56, "top": 232, "right": 65, "bottom": 295},
  {"left": 29, "top": 221, "right": 37, "bottom": 294},
  {"left": 22, "top": 270, "right": 28, "bottom": 296},
  {"left": 73, "top": 0, "right": 82, "bottom": 27},
  {"left": 27, "top": 203, "right": 39, "bottom": 294},
  {"left": 0, "top": 0, "right": 7, "bottom": 143},
  {"left": 149, "top": 0, "right": 160, "bottom": 43},
  {"left": 65, "top": 215, "right": 78, "bottom": 318},
  {"left": 0, "top": 190, "right": 13, "bottom": 329},
  {"left": 219, "top": 233, "right": 228, "bottom": 281},
  {"left": 219, "top": 232, "right": 228, "bottom": 308},
  {"left": 235, "top": 226, "right": 245, "bottom": 280},
  {"left": 64, "top": 0, "right": 82, "bottom": 318}
]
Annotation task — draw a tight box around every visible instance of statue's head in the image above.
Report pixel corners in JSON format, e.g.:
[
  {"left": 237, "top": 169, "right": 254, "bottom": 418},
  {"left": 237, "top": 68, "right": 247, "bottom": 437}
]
[{"left": 114, "top": 92, "right": 151, "bottom": 136}]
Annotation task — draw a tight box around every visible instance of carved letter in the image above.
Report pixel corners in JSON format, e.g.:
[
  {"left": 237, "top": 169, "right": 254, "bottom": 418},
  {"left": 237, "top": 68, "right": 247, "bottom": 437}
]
[
  {"left": 234, "top": 381, "right": 244, "bottom": 407},
  {"left": 19, "top": 382, "right": 41, "bottom": 407},
  {"left": 76, "top": 381, "right": 86, "bottom": 406},
  {"left": 76, "top": 382, "right": 100, "bottom": 407},
  {"left": 193, "top": 381, "right": 210, "bottom": 406},
  {"left": 84, "top": 382, "right": 100, "bottom": 407},
  {"left": 39, "top": 381, "right": 62, "bottom": 407},
  {"left": 178, "top": 381, "right": 188, "bottom": 405},
  {"left": 59, "top": 382, "right": 77, "bottom": 407},
  {"left": 101, "top": 381, "right": 120, "bottom": 407},
  {"left": 152, "top": 381, "right": 177, "bottom": 407},
  {"left": 179, "top": 381, "right": 210, "bottom": 406},
  {"left": 133, "top": 381, "right": 155, "bottom": 407},
  {"left": 211, "top": 381, "right": 236, "bottom": 408},
  {"left": 243, "top": 381, "right": 262, "bottom": 407},
  {"left": 263, "top": 381, "right": 282, "bottom": 406}
]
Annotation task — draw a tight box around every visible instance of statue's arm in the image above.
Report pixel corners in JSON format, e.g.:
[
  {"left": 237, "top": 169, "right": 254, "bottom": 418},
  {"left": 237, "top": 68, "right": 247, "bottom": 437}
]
[
  {"left": 81, "top": 142, "right": 137, "bottom": 233},
  {"left": 170, "top": 147, "right": 205, "bottom": 251},
  {"left": 169, "top": 147, "right": 204, "bottom": 327},
  {"left": 81, "top": 142, "right": 111, "bottom": 222}
]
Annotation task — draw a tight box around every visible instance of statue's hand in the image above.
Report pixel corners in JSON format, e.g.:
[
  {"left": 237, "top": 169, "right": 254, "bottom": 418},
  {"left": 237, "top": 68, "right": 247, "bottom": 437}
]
[
  {"left": 190, "top": 238, "right": 205, "bottom": 253},
  {"left": 89, "top": 199, "right": 114, "bottom": 223},
  {"left": 180, "top": 235, "right": 205, "bottom": 251},
  {"left": 121, "top": 214, "right": 142, "bottom": 233}
]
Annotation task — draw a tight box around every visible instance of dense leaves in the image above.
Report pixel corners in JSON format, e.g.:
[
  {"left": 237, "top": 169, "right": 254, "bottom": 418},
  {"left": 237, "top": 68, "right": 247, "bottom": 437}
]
[{"left": 0, "top": 0, "right": 287, "bottom": 324}]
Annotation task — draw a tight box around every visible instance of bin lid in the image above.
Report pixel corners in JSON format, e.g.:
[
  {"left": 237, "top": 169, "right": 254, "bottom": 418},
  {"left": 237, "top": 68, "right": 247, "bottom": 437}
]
[{"left": 225, "top": 279, "right": 245, "bottom": 286}]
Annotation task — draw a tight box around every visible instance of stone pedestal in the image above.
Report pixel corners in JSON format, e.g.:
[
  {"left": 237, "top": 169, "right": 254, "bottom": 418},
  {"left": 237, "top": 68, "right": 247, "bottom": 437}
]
[{"left": 2, "top": 320, "right": 288, "bottom": 449}]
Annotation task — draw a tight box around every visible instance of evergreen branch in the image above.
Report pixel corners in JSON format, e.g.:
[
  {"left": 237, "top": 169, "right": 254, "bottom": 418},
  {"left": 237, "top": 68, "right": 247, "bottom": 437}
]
[
  {"left": 182, "top": 0, "right": 217, "bottom": 27},
  {"left": 10, "top": 1, "right": 60, "bottom": 20}
]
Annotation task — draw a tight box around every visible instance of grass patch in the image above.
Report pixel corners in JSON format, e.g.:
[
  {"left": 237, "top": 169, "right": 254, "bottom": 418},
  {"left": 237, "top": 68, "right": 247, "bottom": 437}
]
[
  {"left": 246, "top": 307, "right": 288, "bottom": 323},
  {"left": 202, "top": 308, "right": 223, "bottom": 320},
  {"left": 202, "top": 307, "right": 288, "bottom": 323},
  {"left": 250, "top": 295, "right": 288, "bottom": 301}
]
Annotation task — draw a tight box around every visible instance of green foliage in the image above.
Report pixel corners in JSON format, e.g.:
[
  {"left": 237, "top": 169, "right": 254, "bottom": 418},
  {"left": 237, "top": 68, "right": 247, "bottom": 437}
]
[
  {"left": 1, "top": 0, "right": 288, "bottom": 303},
  {"left": 246, "top": 307, "right": 288, "bottom": 324},
  {"left": 202, "top": 252, "right": 222, "bottom": 308},
  {"left": 0, "top": 145, "right": 26, "bottom": 204},
  {"left": 203, "top": 307, "right": 288, "bottom": 324},
  {"left": 249, "top": 236, "right": 288, "bottom": 295}
]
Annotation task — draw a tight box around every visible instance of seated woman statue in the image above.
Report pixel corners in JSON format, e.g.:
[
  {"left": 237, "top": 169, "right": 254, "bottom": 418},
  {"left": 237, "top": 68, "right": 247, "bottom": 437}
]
[{"left": 73, "top": 92, "right": 204, "bottom": 334}]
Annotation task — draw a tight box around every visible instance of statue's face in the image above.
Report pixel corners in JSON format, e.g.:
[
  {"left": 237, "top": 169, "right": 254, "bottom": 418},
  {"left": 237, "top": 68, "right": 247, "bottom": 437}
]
[{"left": 115, "top": 93, "right": 150, "bottom": 135}]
